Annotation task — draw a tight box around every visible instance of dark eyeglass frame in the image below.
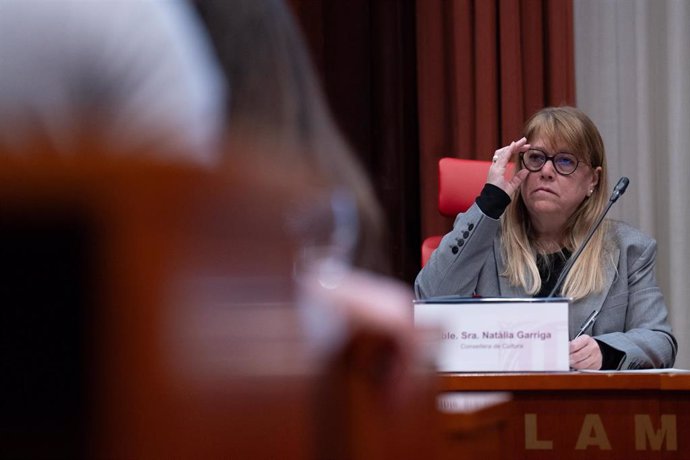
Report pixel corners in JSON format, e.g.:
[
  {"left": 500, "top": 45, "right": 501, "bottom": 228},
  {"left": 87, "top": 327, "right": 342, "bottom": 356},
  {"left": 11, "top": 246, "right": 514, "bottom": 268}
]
[{"left": 519, "top": 148, "right": 581, "bottom": 176}]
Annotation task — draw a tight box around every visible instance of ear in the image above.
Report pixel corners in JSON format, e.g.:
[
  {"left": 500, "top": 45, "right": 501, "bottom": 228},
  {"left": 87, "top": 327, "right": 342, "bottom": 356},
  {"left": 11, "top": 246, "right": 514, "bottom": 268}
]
[{"left": 591, "top": 166, "right": 602, "bottom": 190}]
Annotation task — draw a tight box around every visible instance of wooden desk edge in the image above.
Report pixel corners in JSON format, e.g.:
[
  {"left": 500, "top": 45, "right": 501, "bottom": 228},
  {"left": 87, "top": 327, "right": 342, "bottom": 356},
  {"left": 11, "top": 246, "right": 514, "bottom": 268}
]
[{"left": 438, "top": 372, "right": 690, "bottom": 391}]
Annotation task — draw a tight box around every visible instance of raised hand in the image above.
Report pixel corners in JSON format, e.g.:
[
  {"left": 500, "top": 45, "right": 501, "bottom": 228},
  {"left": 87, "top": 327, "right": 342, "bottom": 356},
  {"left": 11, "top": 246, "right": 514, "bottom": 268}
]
[{"left": 486, "top": 137, "right": 531, "bottom": 196}]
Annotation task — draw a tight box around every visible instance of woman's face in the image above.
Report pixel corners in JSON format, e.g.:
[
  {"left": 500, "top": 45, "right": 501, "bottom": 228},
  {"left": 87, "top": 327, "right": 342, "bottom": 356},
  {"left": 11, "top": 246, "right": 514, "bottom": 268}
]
[{"left": 520, "top": 136, "right": 601, "bottom": 225}]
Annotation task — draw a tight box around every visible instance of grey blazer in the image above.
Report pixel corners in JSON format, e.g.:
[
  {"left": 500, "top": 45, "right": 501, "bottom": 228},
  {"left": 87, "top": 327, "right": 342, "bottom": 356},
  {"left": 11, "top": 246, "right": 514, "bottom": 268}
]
[{"left": 415, "top": 203, "right": 677, "bottom": 370}]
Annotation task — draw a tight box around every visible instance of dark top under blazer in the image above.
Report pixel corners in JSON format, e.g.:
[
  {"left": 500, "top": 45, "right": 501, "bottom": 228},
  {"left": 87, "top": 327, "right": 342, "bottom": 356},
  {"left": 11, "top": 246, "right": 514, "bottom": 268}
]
[{"left": 415, "top": 203, "right": 677, "bottom": 370}]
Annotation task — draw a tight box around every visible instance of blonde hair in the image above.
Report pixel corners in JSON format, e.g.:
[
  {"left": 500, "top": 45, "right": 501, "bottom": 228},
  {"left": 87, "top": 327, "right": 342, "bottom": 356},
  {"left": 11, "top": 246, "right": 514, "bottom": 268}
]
[{"left": 501, "top": 106, "right": 612, "bottom": 299}]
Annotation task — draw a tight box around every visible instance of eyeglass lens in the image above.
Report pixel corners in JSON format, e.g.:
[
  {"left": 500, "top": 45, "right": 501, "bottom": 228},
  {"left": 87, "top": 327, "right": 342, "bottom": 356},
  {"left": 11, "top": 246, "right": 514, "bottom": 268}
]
[{"left": 522, "top": 149, "right": 579, "bottom": 175}]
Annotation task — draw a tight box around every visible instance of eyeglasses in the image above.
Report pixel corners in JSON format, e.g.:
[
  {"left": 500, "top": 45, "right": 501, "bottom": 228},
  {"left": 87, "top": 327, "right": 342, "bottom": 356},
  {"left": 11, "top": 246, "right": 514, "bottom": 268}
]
[{"left": 520, "top": 148, "right": 581, "bottom": 176}]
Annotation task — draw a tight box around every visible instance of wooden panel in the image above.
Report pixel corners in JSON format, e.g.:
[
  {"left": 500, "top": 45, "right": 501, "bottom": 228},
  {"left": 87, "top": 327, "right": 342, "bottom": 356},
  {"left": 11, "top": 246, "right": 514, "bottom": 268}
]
[
  {"left": 438, "top": 393, "right": 513, "bottom": 460},
  {"left": 439, "top": 373, "right": 690, "bottom": 459}
]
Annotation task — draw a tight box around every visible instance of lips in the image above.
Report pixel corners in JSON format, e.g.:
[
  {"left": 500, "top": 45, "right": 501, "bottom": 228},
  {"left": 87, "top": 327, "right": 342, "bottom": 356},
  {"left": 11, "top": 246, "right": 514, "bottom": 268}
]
[{"left": 533, "top": 187, "right": 557, "bottom": 196}]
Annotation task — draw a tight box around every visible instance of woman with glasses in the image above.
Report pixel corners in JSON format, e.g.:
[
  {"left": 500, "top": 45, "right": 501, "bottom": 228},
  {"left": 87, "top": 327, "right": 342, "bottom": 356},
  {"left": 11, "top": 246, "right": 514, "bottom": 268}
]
[{"left": 415, "top": 106, "right": 676, "bottom": 370}]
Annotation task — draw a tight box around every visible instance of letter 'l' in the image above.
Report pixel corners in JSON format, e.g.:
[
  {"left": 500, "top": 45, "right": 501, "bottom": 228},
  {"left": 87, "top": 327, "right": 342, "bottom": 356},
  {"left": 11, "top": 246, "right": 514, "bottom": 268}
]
[{"left": 525, "top": 414, "right": 553, "bottom": 450}]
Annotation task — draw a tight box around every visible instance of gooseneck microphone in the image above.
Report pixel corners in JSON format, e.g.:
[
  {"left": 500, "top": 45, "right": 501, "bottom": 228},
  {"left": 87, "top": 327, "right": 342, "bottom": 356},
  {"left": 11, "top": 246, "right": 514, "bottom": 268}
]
[
  {"left": 547, "top": 177, "right": 630, "bottom": 298},
  {"left": 609, "top": 176, "right": 630, "bottom": 202}
]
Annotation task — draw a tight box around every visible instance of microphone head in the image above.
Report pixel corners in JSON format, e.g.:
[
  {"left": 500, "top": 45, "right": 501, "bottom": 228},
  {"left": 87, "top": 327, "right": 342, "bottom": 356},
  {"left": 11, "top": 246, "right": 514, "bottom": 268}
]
[{"left": 610, "top": 177, "right": 630, "bottom": 202}]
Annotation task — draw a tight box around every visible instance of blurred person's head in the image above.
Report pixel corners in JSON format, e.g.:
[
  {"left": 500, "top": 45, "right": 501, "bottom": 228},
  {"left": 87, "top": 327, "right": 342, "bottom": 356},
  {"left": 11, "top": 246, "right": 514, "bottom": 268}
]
[
  {"left": 0, "top": 0, "right": 226, "bottom": 163},
  {"left": 195, "top": 0, "right": 388, "bottom": 273}
]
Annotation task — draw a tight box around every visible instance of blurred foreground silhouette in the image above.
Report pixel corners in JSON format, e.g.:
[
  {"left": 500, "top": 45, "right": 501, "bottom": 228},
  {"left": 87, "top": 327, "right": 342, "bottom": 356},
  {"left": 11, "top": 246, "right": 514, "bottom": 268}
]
[
  {"left": 0, "top": 142, "right": 438, "bottom": 459},
  {"left": 0, "top": 1, "right": 440, "bottom": 457}
]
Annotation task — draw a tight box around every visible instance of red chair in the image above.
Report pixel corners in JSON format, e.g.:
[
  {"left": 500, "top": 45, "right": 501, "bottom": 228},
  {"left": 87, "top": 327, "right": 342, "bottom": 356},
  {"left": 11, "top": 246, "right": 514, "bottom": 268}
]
[{"left": 421, "top": 158, "right": 514, "bottom": 267}]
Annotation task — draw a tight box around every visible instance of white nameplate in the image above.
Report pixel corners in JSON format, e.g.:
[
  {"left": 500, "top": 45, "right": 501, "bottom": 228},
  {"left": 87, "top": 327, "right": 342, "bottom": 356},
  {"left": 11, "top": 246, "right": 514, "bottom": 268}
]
[{"left": 414, "top": 298, "right": 569, "bottom": 372}]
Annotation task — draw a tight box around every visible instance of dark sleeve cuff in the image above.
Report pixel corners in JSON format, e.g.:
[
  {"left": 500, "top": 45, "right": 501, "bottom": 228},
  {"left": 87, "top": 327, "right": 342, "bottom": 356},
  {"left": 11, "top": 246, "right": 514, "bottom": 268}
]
[
  {"left": 475, "top": 183, "right": 511, "bottom": 219},
  {"left": 595, "top": 339, "right": 626, "bottom": 370}
]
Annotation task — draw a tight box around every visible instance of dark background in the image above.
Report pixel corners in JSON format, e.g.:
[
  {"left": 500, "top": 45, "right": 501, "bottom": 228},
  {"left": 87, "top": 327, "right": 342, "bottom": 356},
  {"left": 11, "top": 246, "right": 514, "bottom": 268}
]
[{"left": 289, "top": 0, "right": 422, "bottom": 283}]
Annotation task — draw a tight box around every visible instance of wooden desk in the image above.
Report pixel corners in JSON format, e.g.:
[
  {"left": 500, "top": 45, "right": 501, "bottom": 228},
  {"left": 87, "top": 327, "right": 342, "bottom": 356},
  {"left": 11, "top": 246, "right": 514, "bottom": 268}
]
[
  {"left": 0, "top": 156, "right": 441, "bottom": 459},
  {"left": 439, "top": 372, "right": 690, "bottom": 460}
]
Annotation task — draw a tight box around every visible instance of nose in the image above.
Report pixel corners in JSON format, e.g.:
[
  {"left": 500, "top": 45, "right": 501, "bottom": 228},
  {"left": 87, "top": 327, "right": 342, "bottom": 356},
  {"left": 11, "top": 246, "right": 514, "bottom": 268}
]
[{"left": 539, "top": 158, "right": 557, "bottom": 179}]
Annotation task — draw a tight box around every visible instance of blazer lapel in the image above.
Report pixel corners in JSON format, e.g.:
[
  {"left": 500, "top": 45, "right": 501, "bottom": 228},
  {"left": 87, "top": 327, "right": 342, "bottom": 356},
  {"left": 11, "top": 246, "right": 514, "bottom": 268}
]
[{"left": 568, "top": 246, "right": 620, "bottom": 337}]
